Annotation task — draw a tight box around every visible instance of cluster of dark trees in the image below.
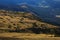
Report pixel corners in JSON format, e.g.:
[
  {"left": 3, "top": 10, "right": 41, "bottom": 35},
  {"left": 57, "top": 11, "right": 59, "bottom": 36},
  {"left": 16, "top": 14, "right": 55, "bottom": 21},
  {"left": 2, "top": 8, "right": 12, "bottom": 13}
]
[
  {"left": 10, "top": 26, "right": 60, "bottom": 37},
  {"left": 8, "top": 23, "right": 60, "bottom": 37}
]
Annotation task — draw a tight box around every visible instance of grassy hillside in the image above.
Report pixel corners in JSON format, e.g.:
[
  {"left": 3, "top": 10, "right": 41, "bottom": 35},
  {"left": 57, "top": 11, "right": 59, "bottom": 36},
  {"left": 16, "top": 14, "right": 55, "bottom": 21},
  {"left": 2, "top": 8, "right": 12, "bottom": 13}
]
[{"left": 0, "top": 10, "right": 60, "bottom": 37}]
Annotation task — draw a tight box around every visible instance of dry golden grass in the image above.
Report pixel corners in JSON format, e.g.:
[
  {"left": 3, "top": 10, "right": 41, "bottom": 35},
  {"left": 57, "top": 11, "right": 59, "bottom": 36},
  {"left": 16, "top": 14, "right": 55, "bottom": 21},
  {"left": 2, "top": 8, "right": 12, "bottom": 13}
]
[
  {"left": 0, "top": 15, "right": 58, "bottom": 29},
  {"left": 0, "top": 33, "right": 55, "bottom": 38},
  {"left": 0, "top": 10, "right": 60, "bottom": 39}
]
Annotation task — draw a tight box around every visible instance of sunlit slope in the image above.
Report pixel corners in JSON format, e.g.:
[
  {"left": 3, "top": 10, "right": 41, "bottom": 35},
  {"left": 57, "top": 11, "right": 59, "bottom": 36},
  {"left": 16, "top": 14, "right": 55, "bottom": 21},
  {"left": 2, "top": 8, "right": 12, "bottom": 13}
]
[{"left": 0, "top": 10, "right": 58, "bottom": 30}]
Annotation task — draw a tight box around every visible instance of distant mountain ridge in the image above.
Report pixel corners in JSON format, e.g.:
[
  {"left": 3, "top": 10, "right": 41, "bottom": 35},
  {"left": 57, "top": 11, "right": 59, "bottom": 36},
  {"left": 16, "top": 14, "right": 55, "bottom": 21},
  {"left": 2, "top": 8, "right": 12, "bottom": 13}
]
[{"left": 0, "top": 0, "right": 60, "bottom": 26}]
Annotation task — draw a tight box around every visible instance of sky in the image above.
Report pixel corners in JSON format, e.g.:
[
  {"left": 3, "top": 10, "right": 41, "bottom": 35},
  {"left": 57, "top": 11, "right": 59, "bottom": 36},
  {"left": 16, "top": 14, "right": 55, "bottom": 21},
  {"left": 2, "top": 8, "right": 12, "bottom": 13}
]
[{"left": 0, "top": 0, "right": 59, "bottom": 9}]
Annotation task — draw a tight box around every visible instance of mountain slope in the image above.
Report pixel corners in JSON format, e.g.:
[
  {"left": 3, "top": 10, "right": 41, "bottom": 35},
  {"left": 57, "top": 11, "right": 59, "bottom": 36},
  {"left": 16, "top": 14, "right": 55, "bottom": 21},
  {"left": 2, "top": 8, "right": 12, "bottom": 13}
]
[
  {"left": 0, "top": 10, "right": 59, "bottom": 29},
  {"left": 0, "top": 0, "right": 60, "bottom": 25}
]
